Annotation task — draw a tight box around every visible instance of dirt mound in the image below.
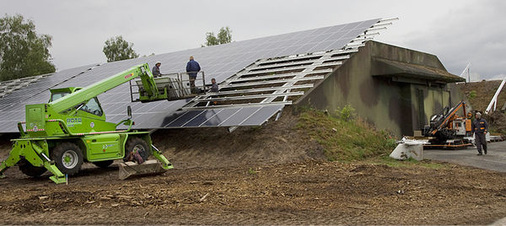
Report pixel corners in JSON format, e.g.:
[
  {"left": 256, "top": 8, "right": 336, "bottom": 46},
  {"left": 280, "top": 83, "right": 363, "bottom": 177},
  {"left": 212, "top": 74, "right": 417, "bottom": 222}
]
[
  {"left": 458, "top": 80, "right": 506, "bottom": 134},
  {"left": 151, "top": 108, "right": 326, "bottom": 169},
  {"left": 0, "top": 134, "right": 16, "bottom": 159},
  {"left": 457, "top": 80, "right": 506, "bottom": 112}
]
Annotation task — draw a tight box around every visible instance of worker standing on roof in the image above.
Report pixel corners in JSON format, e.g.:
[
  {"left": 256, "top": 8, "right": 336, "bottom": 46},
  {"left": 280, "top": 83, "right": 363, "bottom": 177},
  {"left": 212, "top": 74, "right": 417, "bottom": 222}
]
[
  {"left": 186, "top": 56, "right": 201, "bottom": 93},
  {"left": 471, "top": 111, "right": 488, "bottom": 156},
  {"left": 152, "top": 61, "right": 162, "bottom": 77}
]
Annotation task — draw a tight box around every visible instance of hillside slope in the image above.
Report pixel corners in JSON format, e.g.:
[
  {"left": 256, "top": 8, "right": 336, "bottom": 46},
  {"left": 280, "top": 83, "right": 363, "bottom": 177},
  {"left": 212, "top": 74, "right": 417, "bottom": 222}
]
[{"left": 457, "top": 80, "right": 506, "bottom": 134}]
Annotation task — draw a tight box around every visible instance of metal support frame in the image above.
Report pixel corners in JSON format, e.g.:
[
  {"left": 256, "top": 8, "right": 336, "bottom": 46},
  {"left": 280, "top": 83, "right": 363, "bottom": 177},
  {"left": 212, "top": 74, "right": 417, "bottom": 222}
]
[
  {"left": 222, "top": 76, "right": 325, "bottom": 89},
  {"left": 177, "top": 18, "right": 394, "bottom": 127},
  {"left": 485, "top": 76, "right": 506, "bottom": 114},
  {"left": 205, "top": 84, "right": 314, "bottom": 96},
  {"left": 182, "top": 101, "right": 291, "bottom": 111},
  {"left": 194, "top": 91, "right": 304, "bottom": 102},
  {"left": 344, "top": 18, "right": 397, "bottom": 50}
]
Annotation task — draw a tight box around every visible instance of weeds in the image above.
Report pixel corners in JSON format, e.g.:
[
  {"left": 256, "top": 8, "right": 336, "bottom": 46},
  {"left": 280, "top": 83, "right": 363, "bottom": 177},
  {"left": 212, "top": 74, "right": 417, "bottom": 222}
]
[
  {"left": 336, "top": 105, "right": 356, "bottom": 121},
  {"left": 468, "top": 90, "right": 477, "bottom": 100},
  {"left": 247, "top": 168, "right": 257, "bottom": 175},
  {"left": 371, "top": 155, "right": 447, "bottom": 169},
  {"left": 297, "top": 106, "right": 396, "bottom": 162}
]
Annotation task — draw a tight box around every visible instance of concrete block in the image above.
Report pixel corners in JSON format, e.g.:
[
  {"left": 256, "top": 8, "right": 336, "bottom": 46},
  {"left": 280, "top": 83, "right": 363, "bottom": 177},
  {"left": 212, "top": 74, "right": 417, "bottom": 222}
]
[{"left": 390, "top": 143, "right": 423, "bottom": 161}]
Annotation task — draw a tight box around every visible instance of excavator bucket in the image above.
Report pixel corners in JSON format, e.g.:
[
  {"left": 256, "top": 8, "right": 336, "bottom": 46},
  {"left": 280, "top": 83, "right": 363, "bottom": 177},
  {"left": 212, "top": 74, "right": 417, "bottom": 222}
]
[{"left": 118, "top": 159, "right": 168, "bottom": 180}]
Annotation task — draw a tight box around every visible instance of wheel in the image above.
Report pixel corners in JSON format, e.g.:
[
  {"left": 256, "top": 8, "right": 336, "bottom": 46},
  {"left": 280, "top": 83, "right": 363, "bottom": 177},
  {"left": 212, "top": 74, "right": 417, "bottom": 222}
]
[
  {"left": 123, "top": 137, "right": 150, "bottom": 164},
  {"left": 51, "top": 142, "right": 83, "bottom": 175},
  {"left": 18, "top": 158, "right": 47, "bottom": 177},
  {"left": 92, "top": 160, "right": 114, "bottom": 168}
]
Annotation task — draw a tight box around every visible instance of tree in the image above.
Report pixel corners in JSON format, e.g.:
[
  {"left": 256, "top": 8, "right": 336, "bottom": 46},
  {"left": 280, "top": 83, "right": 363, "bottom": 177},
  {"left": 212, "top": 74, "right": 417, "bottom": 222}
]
[
  {"left": 204, "top": 26, "right": 232, "bottom": 46},
  {"left": 102, "top": 36, "right": 139, "bottom": 62},
  {"left": 0, "top": 14, "right": 55, "bottom": 81}
]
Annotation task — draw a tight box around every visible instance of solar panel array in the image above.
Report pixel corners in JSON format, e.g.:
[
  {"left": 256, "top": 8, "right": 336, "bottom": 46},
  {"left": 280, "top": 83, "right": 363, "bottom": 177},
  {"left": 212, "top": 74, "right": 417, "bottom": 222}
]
[{"left": 0, "top": 18, "right": 382, "bottom": 133}]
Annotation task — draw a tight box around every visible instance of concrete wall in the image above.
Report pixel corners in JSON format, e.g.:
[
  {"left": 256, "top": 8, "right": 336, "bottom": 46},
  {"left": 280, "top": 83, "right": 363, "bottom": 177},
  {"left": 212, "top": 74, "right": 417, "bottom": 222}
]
[{"left": 296, "top": 41, "right": 467, "bottom": 138}]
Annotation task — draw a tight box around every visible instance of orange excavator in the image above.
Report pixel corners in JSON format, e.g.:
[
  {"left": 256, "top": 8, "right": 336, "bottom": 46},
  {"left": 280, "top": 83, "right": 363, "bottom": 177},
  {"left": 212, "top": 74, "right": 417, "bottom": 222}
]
[{"left": 422, "top": 101, "right": 473, "bottom": 148}]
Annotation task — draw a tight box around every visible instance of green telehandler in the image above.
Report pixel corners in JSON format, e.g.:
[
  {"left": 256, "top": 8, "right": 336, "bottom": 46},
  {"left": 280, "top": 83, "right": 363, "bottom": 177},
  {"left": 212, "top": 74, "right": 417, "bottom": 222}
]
[{"left": 0, "top": 63, "right": 200, "bottom": 184}]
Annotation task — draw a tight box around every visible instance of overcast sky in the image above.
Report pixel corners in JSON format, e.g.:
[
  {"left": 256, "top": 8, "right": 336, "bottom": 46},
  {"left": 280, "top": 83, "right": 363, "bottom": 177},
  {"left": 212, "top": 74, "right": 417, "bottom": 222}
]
[{"left": 1, "top": 0, "right": 504, "bottom": 81}]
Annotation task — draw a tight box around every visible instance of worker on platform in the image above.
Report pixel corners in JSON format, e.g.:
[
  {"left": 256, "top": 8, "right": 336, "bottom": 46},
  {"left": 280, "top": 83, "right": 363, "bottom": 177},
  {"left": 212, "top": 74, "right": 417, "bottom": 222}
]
[
  {"left": 210, "top": 78, "right": 219, "bottom": 92},
  {"left": 471, "top": 111, "right": 488, "bottom": 155},
  {"left": 186, "top": 56, "right": 201, "bottom": 93},
  {"left": 152, "top": 61, "right": 162, "bottom": 77}
]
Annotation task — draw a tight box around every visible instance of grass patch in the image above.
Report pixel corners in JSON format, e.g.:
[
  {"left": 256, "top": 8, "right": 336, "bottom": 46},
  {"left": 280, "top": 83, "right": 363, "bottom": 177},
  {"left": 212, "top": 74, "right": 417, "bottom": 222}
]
[
  {"left": 297, "top": 106, "right": 396, "bottom": 162},
  {"left": 368, "top": 155, "right": 448, "bottom": 169}
]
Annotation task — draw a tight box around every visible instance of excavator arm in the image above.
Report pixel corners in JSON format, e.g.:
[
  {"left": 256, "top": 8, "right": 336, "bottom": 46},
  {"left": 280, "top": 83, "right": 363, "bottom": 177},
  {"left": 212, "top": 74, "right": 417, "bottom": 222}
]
[{"left": 424, "top": 100, "right": 467, "bottom": 138}]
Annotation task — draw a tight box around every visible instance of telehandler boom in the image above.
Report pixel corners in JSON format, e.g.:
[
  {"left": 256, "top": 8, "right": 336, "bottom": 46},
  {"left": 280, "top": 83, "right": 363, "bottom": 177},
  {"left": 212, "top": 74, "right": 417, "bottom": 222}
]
[{"left": 0, "top": 63, "right": 193, "bottom": 184}]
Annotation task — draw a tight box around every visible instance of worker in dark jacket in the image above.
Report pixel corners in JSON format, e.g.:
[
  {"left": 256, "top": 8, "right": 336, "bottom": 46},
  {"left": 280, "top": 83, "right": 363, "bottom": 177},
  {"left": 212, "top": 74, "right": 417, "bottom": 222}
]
[
  {"left": 186, "top": 56, "right": 201, "bottom": 93},
  {"left": 471, "top": 111, "right": 488, "bottom": 155},
  {"left": 210, "top": 78, "right": 219, "bottom": 92},
  {"left": 152, "top": 61, "right": 162, "bottom": 77}
]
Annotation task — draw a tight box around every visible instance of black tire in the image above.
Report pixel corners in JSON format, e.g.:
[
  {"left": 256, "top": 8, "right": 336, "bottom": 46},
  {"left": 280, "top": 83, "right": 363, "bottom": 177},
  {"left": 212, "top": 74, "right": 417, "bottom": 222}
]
[
  {"left": 123, "top": 137, "right": 150, "bottom": 164},
  {"left": 18, "top": 158, "right": 47, "bottom": 177},
  {"left": 92, "top": 160, "right": 114, "bottom": 168},
  {"left": 51, "top": 142, "right": 83, "bottom": 175}
]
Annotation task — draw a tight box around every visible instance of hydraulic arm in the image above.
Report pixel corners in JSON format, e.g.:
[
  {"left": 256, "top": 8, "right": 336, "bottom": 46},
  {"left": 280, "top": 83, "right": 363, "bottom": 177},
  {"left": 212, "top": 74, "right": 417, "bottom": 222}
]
[
  {"left": 50, "top": 63, "right": 163, "bottom": 113},
  {"left": 425, "top": 100, "right": 467, "bottom": 137}
]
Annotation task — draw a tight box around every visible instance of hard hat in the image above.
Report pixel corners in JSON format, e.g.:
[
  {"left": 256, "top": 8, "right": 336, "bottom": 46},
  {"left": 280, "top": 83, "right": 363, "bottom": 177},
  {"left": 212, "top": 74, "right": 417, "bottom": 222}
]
[
  {"left": 476, "top": 112, "right": 481, "bottom": 116},
  {"left": 156, "top": 61, "right": 161, "bottom": 65}
]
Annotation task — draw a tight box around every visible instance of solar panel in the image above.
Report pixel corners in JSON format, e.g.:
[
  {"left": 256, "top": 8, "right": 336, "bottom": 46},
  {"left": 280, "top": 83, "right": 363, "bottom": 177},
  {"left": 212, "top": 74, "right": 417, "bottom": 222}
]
[
  {"left": 158, "top": 105, "right": 284, "bottom": 128},
  {"left": 0, "top": 18, "right": 382, "bottom": 133}
]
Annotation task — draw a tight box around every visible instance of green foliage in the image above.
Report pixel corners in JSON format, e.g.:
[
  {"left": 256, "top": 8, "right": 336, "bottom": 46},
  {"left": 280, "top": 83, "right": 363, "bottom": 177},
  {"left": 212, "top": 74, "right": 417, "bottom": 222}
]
[
  {"left": 204, "top": 32, "right": 219, "bottom": 46},
  {"left": 336, "top": 105, "right": 356, "bottom": 121},
  {"left": 468, "top": 90, "right": 477, "bottom": 100},
  {"left": 203, "top": 26, "right": 232, "bottom": 46},
  {"left": 102, "top": 36, "right": 139, "bottom": 62},
  {"left": 297, "top": 107, "right": 396, "bottom": 162},
  {"left": 217, "top": 27, "right": 232, "bottom": 44},
  {"left": 247, "top": 168, "right": 257, "bottom": 175},
  {"left": 0, "top": 14, "right": 55, "bottom": 81}
]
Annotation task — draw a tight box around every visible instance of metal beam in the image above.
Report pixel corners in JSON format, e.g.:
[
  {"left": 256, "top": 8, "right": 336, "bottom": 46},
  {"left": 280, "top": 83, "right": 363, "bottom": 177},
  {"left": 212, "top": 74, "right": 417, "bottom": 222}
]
[
  {"left": 230, "top": 69, "right": 332, "bottom": 84},
  {"left": 222, "top": 75, "right": 325, "bottom": 89},
  {"left": 255, "top": 53, "right": 325, "bottom": 65},
  {"left": 204, "top": 84, "right": 314, "bottom": 96},
  {"left": 181, "top": 101, "right": 292, "bottom": 110},
  {"left": 230, "top": 73, "right": 297, "bottom": 83},
  {"left": 195, "top": 91, "right": 304, "bottom": 102},
  {"left": 252, "top": 58, "right": 321, "bottom": 70},
  {"left": 239, "top": 65, "right": 308, "bottom": 77}
]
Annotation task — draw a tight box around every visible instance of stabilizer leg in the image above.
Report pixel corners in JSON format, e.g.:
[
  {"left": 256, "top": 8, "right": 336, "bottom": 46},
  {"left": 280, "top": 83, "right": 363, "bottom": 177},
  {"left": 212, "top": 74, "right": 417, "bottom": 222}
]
[
  {"left": 151, "top": 144, "right": 174, "bottom": 170},
  {"left": 30, "top": 142, "right": 66, "bottom": 184},
  {"left": 40, "top": 161, "right": 66, "bottom": 184}
]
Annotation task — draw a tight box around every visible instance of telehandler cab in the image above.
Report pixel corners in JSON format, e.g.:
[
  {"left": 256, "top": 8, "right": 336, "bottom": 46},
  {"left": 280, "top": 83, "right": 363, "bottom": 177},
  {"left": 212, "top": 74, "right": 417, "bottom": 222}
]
[{"left": 0, "top": 63, "right": 201, "bottom": 184}]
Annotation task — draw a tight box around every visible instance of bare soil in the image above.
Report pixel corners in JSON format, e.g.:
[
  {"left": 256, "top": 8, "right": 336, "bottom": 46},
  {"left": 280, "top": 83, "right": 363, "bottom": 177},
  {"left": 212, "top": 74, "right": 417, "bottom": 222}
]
[
  {"left": 458, "top": 80, "right": 506, "bottom": 134},
  {"left": 457, "top": 80, "right": 506, "bottom": 113},
  {"left": 1, "top": 108, "right": 506, "bottom": 224}
]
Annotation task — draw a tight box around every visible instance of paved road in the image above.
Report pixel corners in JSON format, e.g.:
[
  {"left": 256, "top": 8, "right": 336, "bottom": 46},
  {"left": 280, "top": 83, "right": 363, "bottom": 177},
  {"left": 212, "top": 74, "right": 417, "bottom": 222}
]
[{"left": 424, "top": 141, "right": 506, "bottom": 172}]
